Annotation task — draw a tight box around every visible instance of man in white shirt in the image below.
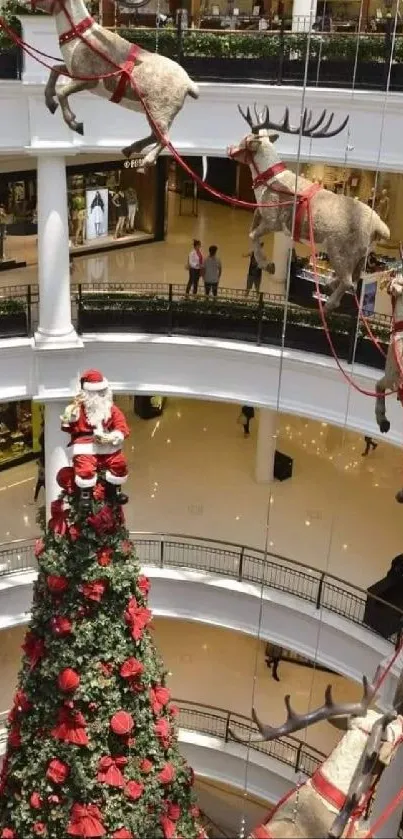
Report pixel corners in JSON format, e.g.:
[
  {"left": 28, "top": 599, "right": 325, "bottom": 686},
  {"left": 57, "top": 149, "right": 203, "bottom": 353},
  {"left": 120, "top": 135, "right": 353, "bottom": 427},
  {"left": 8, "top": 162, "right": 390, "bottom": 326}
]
[{"left": 185, "top": 239, "right": 203, "bottom": 295}]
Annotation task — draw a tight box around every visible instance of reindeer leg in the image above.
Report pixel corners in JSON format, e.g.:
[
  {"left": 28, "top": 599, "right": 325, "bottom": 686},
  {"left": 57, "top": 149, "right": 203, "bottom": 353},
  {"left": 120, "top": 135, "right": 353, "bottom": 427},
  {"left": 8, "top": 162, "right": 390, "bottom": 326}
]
[
  {"left": 56, "top": 79, "right": 96, "bottom": 135},
  {"left": 376, "top": 341, "right": 399, "bottom": 434},
  {"left": 250, "top": 218, "right": 274, "bottom": 272},
  {"left": 122, "top": 133, "right": 157, "bottom": 160},
  {"left": 45, "top": 63, "right": 68, "bottom": 114}
]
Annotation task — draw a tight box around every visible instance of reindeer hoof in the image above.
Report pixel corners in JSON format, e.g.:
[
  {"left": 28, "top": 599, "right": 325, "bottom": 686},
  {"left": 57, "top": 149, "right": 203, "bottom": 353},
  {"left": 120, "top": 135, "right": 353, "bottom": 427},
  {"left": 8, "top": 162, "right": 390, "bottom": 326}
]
[
  {"left": 75, "top": 122, "right": 84, "bottom": 136},
  {"left": 395, "top": 489, "right": 403, "bottom": 504},
  {"left": 380, "top": 419, "right": 390, "bottom": 433},
  {"left": 122, "top": 146, "right": 132, "bottom": 159},
  {"left": 46, "top": 100, "right": 58, "bottom": 115}
]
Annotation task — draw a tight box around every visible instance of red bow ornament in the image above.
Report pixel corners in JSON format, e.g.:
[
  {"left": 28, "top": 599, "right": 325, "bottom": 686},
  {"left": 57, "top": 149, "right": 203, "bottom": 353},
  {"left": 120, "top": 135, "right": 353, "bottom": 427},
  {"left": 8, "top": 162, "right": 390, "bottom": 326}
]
[
  {"left": 124, "top": 597, "right": 152, "bottom": 641},
  {"left": 48, "top": 500, "right": 68, "bottom": 536},
  {"left": 51, "top": 707, "right": 89, "bottom": 746},
  {"left": 67, "top": 803, "right": 106, "bottom": 837},
  {"left": 22, "top": 632, "right": 45, "bottom": 670},
  {"left": 97, "top": 755, "right": 127, "bottom": 788}
]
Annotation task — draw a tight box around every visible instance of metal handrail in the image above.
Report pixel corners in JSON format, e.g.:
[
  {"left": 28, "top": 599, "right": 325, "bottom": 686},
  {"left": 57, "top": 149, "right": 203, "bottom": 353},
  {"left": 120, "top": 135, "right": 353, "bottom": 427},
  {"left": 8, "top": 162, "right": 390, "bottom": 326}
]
[
  {"left": 0, "top": 698, "right": 325, "bottom": 775},
  {"left": 0, "top": 532, "right": 400, "bottom": 643}
]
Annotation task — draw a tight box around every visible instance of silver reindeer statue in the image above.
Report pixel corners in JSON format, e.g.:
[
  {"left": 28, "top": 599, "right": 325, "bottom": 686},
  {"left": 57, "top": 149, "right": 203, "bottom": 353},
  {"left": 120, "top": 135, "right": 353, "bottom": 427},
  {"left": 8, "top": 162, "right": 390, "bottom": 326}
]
[
  {"left": 30, "top": 0, "right": 199, "bottom": 168},
  {"left": 228, "top": 106, "right": 390, "bottom": 313},
  {"left": 231, "top": 670, "right": 403, "bottom": 838}
]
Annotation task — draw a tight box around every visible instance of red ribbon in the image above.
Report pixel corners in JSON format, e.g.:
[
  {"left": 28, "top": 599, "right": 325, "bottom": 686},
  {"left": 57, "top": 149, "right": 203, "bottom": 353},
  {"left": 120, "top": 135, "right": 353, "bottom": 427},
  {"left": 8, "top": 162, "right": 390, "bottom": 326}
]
[
  {"left": 51, "top": 707, "right": 89, "bottom": 746},
  {"left": 49, "top": 500, "right": 68, "bottom": 536},
  {"left": 67, "top": 804, "right": 106, "bottom": 837},
  {"left": 97, "top": 756, "right": 127, "bottom": 787}
]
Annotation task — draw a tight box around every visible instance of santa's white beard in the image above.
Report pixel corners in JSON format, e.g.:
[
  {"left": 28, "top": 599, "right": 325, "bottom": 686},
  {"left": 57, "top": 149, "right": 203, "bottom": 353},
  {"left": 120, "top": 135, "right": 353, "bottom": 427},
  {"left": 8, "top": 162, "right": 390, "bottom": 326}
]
[{"left": 82, "top": 389, "right": 113, "bottom": 432}]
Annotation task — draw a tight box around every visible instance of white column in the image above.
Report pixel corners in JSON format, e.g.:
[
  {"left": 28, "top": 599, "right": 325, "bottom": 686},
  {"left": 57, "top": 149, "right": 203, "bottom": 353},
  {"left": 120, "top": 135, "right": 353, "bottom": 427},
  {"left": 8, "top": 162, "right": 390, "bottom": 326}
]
[
  {"left": 44, "top": 401, "right": 69, "bottom": 521},
  {"left": 255, "top": 408, "right": 277, "bottom": 483},
  {"left": 35, "top": 155, "right": 80, "bottom": 349},
  {"left": 292, "top": 0, "right": 317, "bottom": 31}
]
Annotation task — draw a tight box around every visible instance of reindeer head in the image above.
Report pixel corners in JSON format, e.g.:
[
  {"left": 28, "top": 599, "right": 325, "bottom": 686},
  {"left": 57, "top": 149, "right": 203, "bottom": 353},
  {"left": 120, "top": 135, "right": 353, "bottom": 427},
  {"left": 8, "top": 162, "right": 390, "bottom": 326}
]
[{"left": 228, "top": 105, "right": 349, "bottom": 168}]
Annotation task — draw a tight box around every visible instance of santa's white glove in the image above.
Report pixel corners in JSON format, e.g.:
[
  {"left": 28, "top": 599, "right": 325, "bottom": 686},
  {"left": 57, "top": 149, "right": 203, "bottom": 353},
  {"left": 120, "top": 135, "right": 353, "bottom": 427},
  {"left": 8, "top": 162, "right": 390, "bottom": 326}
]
[{"left": 109, "top": 431, "right": 123, "bottom": 446}]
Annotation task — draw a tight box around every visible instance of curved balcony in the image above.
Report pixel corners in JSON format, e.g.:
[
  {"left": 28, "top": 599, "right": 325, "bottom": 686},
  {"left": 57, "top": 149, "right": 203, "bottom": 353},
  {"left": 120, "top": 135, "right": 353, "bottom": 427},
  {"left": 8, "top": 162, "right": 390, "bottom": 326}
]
[
  {"left": 0, "top": 700, "right": 324, "bottom": 802},
  {"left": 0, "top": 533, "right": 400, "bottom": 684}
]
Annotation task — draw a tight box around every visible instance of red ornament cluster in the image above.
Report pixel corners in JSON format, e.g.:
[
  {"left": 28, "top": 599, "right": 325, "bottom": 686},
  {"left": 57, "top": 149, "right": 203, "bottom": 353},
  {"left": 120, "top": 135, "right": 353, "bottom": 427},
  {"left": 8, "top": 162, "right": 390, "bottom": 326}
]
[{"left": 124, "top": 596, "right": 152, "bottom": 642}]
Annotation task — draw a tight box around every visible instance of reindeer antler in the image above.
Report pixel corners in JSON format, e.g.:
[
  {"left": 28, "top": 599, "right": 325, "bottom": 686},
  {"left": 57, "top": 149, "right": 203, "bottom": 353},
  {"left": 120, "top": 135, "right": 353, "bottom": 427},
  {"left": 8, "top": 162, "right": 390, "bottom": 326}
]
[
  {"left": 238, "top": 104, "right": 349, "bottom": 139},
  {"left": 230, "top": 677, "right": 375, "bottom": 745}
]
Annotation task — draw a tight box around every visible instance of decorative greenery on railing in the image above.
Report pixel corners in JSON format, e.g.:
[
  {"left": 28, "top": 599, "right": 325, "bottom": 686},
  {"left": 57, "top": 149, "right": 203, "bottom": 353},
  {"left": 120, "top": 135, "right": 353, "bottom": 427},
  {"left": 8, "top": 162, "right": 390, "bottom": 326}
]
[{"left": 118, "top": 27, "right": 401, "bottom": 63}]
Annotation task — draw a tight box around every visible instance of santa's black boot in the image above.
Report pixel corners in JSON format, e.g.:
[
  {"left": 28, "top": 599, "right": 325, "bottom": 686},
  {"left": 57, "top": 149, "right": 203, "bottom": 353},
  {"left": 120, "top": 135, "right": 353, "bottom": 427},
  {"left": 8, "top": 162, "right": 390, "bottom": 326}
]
[
  {"left": 106, "top": 483, "right": 128, "bottom": 506},
  {"left": 79, "top": 488, "right": 93, "bottom": 510}
]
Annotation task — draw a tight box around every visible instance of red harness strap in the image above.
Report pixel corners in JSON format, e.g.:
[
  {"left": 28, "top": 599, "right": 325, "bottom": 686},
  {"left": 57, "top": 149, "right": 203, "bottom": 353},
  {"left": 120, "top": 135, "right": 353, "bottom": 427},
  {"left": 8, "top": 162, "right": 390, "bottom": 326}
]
[
  {"left": 59, "top": 15, "right": 94, "bottom": 45},
  {"left": 293, "top": 182, "right": 322, "bottom": 243},
  {"left": 110, "top": 44, "right": 141, "bottom": 104},
  {"left": 311, "top": 769, "right": 373, "bottom": 825},
  {"left": 250, "top": 826, "right": 273, "bottom": 838},
  {"left": 252, "top": 161, "right": 287, "bottom": 188}
]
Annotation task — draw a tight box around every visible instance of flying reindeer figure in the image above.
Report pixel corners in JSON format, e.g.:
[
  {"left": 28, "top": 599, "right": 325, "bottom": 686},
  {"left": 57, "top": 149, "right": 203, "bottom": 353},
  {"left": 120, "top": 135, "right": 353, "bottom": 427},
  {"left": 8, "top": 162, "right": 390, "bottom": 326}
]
[
  {"left": 231, "top": 670, "right": 403, "bottom": 839},
  {"left": 29, "top": 0, "right": 199, "bottom": 168},
  {"left": 228, "top": 106, "right": 390, "bottom": 313}
]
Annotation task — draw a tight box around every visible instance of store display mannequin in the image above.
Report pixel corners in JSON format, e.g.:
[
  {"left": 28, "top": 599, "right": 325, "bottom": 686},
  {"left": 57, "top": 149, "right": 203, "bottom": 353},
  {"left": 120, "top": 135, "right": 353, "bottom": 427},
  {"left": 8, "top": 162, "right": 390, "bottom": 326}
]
[
  {"left": 90, "top": 190, "right": 106, "bottom": 237},
  {"left": 71, "top": 195, "right": 86, "bottom": 246},
  {"left": 112, "top": 190, "right": 128, "bottom": 239},
  {"left": 378, "top": 188, "right": 390, "bottom": 222},
  {"left": 126, "top": 188, "right": 138, "bottom": 232}
]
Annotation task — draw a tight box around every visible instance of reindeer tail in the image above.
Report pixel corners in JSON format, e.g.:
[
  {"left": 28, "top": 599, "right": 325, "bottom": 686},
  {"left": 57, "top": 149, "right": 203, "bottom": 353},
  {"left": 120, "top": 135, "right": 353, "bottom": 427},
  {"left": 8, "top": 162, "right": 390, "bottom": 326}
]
[
  {"left": 188, "top": 80, "right": 199, "bottom": 99},
  {"left": 372, "top": 217, "right": 390, "bottom": 243}
]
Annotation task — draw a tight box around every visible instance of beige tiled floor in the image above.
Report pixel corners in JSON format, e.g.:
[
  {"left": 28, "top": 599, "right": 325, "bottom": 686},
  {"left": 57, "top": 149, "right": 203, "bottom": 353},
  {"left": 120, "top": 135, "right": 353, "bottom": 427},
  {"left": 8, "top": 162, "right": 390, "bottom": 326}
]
[{"left": 1, "top": 398, "right": 402, "bottom": 590}]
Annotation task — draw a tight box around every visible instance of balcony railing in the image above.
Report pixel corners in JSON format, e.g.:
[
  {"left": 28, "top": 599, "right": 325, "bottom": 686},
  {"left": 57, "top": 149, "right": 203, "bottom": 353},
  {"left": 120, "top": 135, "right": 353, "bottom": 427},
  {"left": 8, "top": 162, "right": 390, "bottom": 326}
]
[
  {"left": 0, "top": 282, "right": 388, "bottom": 372},
  {"left": 0, "top": 698, "right": 325, "bottom": 776},
  {"left": 0, "top": 532, "right": 401, "bottom": 645}
]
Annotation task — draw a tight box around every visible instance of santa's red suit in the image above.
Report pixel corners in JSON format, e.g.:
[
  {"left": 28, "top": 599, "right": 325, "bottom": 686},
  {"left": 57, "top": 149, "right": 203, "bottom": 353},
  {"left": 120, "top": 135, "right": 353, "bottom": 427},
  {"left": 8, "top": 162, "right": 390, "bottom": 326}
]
[{"left": 61, "top": 370, "right": 129, "bottom": 489}]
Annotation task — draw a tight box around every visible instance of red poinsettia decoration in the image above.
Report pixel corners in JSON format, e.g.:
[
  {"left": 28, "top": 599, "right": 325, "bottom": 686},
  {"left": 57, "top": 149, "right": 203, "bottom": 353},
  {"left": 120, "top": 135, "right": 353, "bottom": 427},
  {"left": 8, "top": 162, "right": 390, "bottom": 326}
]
[
  {"left": 150, "top": 685, "right": 170, "bottom": 715},
  {"left": 154, "top": 717, "right": 171, "bottom": 747},
  {"left": 160, "top": 816, "right": 176, "bottom": 839},
  {"left": 51, "top": 707, "right": 89, "bottom": 746},
  {"left": 125, "top": 780, "right": 144, "bottom": 801},
  {"left": 46, "top": 759, "right": 70, "bottom": 784},
  {"left": 124, "top": 597, "right": 152, "bottom": 642},
  {"left": 97, "top": 756, "right": 127, "bottom": 788},
  {"left": 120, "top": 657, "right": 144, "bottom": 681},
  {"left": 80, "top": 580, "right": 107, "bottom": 603},
  {"left": 67, "top": 803, "right": 106, "bottom": 837},
  {"left": 22, "top": 632, "right": 45, "bottom": 670},
  {"left": 110, "top": 711, "right": 134, "bottom": 736},
  {"left": 96, "top": 547, "right": 113, "bottom": 567},
  {"left": 47, "top": 575, "right": 68, "bottom": 595},
  {"left": 1, "top": 829, "right": 16, "bottom": 838},
  {"left": 33, "top": 822, "right": 46, "bottom": 835},
  {"left": 87, "top": 505, "right": 116, "bottom": 535},
  {"left": 34, "top": 538, "right": 45, "bottom": 558},
  {"left": 58, "top": 668, "right": 80, "bottom": 693},
  {"left": 137, "top": 575, "right": 151, "bottom": 597},
  {"left": 112, "top": 830, "right": 133, "bottom": 839},
  {"left": 48, "top": 500, "right": 68, "bottom": 536},
  {"left": 157, "top": 763, "right": 176, "bottom": 784},
  {"left": 13, "top": 689, "right": 31, "bottom": 714},
  {"left": 51, "top": 616, "right": 73, "bottom": 636},
  {"left": 167, "top": 803, "right": 181, "bottom": 821}
]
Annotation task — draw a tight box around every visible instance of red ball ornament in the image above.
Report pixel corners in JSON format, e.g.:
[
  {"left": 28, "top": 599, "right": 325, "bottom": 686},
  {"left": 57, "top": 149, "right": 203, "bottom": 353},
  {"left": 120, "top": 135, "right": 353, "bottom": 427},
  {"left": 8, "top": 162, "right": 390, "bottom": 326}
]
[
  {"left": 47, "top": 575, "right": 68, "bottom": 594},
  {"left": 51, "top": 616, "right": 72, "bottom": 637},
  {"left": 110, "top": 711, "right": 134, "bottom": 736},
  {"left": 33, "top": 823, "right": 46, "bottom": 835},
  {"left": 125, "top": 780, "right": 144, "bottom": 801},
  {"left": 158, "top": 763, "right": 176, "bottom": 784},
  {"left": 46, "top": 759, "right": 70, "bottom": 784},
  {"left": 58, "top": 668, "right": 80, "bottom": 693},
  {"left": 1, "top": 829, "right": 16, "bottom": 838},
  {"left": 30, "top": 792, "right": 43, "bottom": 809},
  {"left": 139, "top": 758, "right": 153, "bottom": 774}
]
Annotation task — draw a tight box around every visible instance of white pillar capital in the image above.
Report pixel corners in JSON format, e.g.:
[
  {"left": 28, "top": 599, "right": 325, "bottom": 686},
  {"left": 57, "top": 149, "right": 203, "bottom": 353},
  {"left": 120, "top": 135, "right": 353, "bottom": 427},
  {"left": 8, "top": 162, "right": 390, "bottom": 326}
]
[
  {"left": 255, "top": 408, "right": 277, "bottom": 484},
  {"left": 35, "top": 154, "right": 82, "bottom": 351}
]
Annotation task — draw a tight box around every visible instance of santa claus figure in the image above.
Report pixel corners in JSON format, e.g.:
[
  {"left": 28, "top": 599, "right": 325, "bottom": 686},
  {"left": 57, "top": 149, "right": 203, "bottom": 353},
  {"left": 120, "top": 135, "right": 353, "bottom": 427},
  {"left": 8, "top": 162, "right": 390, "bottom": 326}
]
[{"left": 60, "top": 369, "right": 129, "bottom": 506}]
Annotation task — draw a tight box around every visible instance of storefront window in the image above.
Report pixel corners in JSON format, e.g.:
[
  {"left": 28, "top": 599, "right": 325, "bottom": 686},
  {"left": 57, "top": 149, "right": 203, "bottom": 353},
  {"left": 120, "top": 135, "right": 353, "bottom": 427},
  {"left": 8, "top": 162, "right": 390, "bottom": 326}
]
[{"left": 0, "top": 400, "right": 42, "bottom": 470}]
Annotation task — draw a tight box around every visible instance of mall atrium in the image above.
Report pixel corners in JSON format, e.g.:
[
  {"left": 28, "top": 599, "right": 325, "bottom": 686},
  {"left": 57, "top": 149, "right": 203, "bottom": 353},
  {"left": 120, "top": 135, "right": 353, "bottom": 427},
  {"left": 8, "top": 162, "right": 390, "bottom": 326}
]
[{"left": 0, "top": 0, "right": 403, "bottom": 836}]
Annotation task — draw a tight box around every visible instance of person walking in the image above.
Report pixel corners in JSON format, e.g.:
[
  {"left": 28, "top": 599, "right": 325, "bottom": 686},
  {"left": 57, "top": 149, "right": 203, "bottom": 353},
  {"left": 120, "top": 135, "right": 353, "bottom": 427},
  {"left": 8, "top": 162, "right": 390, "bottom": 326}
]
[
  {"left": 244, "top": 247, "right": 263, "bottom": 297},
  {"left": 33, "top": 461, "right": 45, "bottom": 502},
  {"left": 203, "top": 245, "right": 222, "bottom": 298},
  {"left": 239, "top": 405, "right": 255, "bottom": 437},
  {"left": 362, "top": 436, "right": 378, "bottom": 457},
  {"left": 265, "top": 643, "right": 282, "bottom": 682},
  {"left": 185, "top": 239, "right": 203, "bottom": 296}
]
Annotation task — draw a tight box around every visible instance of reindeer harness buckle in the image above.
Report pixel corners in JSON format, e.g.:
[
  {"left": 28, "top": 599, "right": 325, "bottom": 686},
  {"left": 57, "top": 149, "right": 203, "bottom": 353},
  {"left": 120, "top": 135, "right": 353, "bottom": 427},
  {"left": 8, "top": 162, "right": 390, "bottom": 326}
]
[{"left": 59, "top": 15, "right": 94, "bottom": 45}]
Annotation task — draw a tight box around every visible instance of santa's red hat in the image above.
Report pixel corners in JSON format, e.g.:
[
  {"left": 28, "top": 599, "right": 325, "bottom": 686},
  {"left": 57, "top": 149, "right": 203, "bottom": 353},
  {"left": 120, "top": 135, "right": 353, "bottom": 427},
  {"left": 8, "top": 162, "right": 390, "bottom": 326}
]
[{"left": 80, "top": 370, "right": 109, "bottom": 392}]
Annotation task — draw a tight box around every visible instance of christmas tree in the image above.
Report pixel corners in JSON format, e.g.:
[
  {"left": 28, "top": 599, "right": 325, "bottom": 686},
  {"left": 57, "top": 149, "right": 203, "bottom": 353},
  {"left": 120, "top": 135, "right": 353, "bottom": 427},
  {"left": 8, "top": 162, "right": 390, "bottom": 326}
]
[{"left": 0, "top": 376, "right": 206, "bottom": 839}]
